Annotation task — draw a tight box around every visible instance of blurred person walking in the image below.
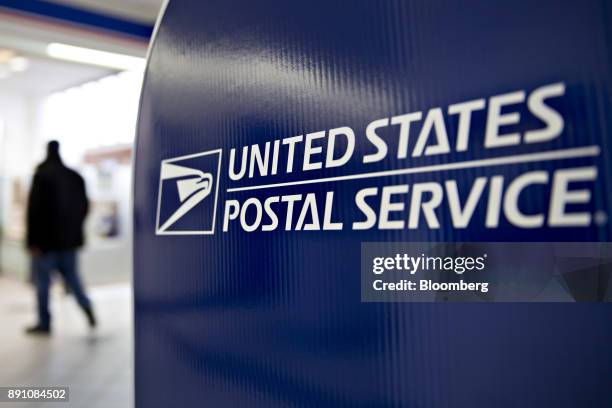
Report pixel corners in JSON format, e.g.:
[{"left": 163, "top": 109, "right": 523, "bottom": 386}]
[{"left": 25, "top": 141, "right": 96, "bottom": 335}]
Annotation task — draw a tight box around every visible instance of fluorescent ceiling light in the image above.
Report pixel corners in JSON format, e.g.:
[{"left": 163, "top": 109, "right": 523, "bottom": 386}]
[{"left": 46, "top": 43, "right": 145, "bottom": 71}]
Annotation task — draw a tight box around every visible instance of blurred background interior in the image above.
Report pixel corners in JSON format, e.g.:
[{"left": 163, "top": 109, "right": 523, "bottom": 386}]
[{"left": 0, "top": 1, "right": 164, "bottom": 407}]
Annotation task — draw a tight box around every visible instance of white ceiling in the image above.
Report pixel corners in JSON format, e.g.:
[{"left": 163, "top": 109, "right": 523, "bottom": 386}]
[
  {"left": 0, "top": 0, "right": 160, "bottom": 58},
  {"left": 0, "top": 0, "right": 164, "bottom": 96},
  {"left": 0, "top": 53, "right": 111, "bottom": 96},
  {"left": 49, "top": 0, "right": 165, "bottom": 24}
]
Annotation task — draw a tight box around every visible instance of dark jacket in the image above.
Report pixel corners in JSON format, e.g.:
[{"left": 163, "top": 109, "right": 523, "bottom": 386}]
[{"left": 26, "top": 157, "right": 89, "bottom": 252}]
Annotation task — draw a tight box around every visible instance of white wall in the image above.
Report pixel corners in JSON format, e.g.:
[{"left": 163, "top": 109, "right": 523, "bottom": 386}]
[
  {"left": 0, "top": 91, "right": 42, "bottom": 279},
  {"left": 0, "top": 71, "right": 140, "bottom": 284}
]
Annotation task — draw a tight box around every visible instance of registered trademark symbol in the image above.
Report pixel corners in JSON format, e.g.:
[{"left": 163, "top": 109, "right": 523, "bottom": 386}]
[{"left": 594, "top": 211, "right": 608, "bottom": 226}]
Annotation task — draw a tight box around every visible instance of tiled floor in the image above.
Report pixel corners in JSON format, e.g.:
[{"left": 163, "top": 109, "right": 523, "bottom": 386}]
[{"left": 0, "top": 277, "right": 133, "bottom": 408}]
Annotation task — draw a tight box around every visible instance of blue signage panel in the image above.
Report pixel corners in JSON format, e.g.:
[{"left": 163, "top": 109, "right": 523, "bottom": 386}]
[{"left": 134, "top": 0, "right": 612, "bottom": 406}]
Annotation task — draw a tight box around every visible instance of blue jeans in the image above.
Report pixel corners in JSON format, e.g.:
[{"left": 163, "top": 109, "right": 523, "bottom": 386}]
[{"left": 33, "top": 250, "right": 92, "bottom": 329}]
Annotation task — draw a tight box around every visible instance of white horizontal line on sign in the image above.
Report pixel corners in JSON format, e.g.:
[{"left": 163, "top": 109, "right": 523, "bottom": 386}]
[{"left": 226, "top": 145, "right": 601, "bottom": 193}]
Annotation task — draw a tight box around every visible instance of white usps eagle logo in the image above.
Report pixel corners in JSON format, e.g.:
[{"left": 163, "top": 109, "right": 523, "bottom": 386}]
[{"left": 155, "top": 150, "right": 222, "bottom": 235}]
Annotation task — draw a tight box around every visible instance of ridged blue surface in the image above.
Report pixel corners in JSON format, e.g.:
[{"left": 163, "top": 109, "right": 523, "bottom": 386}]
[{"left": 134, "top": 1, "right": 612, "bottom": 406}]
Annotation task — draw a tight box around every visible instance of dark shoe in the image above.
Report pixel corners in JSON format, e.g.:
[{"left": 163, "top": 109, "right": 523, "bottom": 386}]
[
  {"left": 84, "top": 308, "right": 97, "bottom": 328},
  {"left": 25, "top": 325, "right": 51, "bottom": 336}
]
